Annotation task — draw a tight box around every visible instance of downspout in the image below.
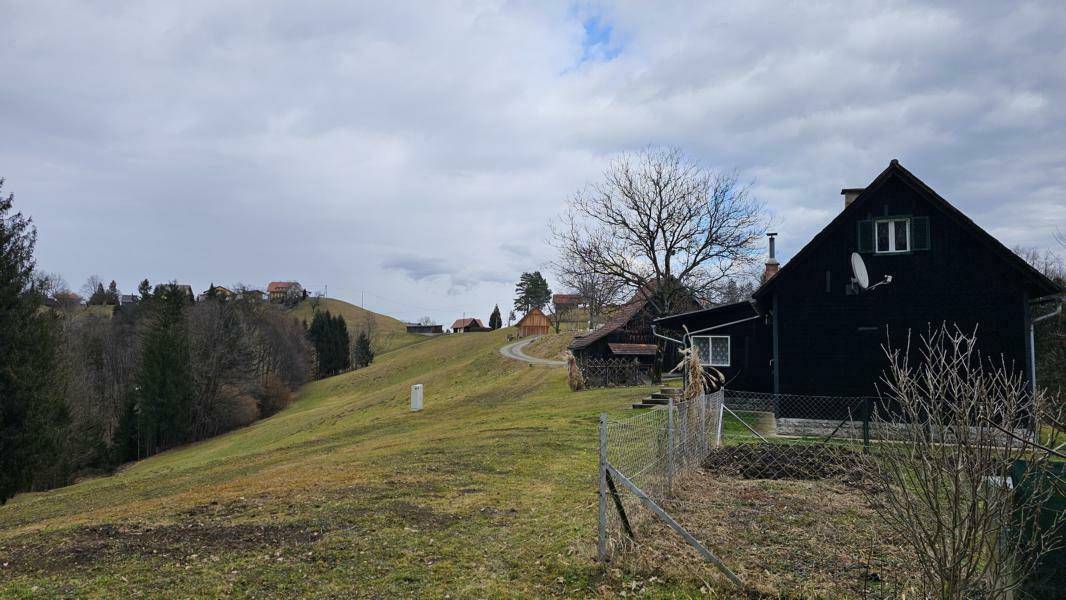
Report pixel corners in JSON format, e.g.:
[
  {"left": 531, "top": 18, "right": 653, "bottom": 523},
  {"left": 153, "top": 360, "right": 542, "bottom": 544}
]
[{"left": 1029, "top": 300, "right": 1063, "bottom": 395}]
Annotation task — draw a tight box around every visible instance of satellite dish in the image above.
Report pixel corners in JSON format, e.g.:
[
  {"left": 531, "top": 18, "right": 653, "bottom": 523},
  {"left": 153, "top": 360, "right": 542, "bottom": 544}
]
[{"left": 850, "top": 252, "right": 870, "bottom": 289}]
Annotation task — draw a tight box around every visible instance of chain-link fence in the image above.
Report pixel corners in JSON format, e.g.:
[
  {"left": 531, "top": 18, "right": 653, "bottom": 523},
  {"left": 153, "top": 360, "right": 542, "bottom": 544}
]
[
  {"left": 601, "top": 390, "right": 723, "bottom": 503},
  {"left": 597, "top": 388, "right": 913, "bottom": 597}
]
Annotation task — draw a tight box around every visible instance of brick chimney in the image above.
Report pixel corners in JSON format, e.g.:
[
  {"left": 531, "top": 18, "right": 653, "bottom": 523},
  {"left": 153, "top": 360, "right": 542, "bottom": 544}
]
[
  {"left": 841, "top": 188, "right": 865, "bottom": 208},
  {"left": 762, "top": 233, "right": 780, "bottom": 282}
]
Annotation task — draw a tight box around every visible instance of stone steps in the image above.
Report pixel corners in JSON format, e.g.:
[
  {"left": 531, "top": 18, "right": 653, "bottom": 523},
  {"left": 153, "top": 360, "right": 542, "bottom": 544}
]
[{"left": 633, "top": 386, "right": 684, "bottom": 409}]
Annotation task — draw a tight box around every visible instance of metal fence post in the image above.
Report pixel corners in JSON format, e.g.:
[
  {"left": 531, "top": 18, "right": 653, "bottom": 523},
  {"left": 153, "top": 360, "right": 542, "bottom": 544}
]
[
  {"left": 862, "top": 397, "right": 871, "bottom": 451},
  {"left": 598, "top": 413, "right": 608, "bottom": 563},
  {"left": 667, "top": 397, "right": 675, "bottom": 495},
  {"left": 716, "top": 391, "right": 725, "bottom": 447},
  {"left": 699, "top": 393, "right": 707, "bottom": 460}
]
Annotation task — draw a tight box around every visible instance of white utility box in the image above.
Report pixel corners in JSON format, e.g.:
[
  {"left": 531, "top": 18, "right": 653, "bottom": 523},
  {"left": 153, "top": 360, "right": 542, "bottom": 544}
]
[{"left": 410, "top": 384, "right": 423, "bottom": 412}]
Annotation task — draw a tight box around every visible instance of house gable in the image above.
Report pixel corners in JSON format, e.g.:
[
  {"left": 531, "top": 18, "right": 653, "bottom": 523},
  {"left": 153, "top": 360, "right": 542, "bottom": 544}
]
[{"left": 755, "top": 160, "right": 1061, "bottom": 301}]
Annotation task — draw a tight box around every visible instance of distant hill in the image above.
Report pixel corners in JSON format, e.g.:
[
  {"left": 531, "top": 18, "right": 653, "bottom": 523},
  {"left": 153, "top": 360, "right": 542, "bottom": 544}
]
[{"left": 287, "top": 297, "right": 426, "bottom": 354}]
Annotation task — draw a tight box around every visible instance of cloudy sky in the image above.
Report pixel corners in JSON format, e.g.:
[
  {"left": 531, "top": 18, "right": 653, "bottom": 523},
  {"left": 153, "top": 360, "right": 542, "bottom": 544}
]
[{"left": 3, "top": 1, "right": 1064, "bottom": 324}]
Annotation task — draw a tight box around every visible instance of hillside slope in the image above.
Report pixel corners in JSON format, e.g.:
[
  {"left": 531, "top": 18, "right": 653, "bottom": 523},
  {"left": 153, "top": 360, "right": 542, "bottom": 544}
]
[
  {"left": 287, "top": 297, "right": 425, "bottom": 354},
  {"left": 0, "top": 328, "right": 657, "bottom": 598}
]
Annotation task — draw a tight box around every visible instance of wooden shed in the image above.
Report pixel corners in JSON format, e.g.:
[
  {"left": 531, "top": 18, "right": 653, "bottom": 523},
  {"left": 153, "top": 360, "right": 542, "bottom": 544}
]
[{"left": 516, "top": 308, "right": 551, "bottom": 337}]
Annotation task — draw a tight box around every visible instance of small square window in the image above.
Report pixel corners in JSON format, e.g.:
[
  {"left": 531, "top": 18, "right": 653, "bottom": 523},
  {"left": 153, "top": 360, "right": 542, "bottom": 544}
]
[
  {"left": 692, "top": 336, "right": 730, "bottom": 367},
  {"left": 875, "top": 218, "right": 910, "bottom": 253}
]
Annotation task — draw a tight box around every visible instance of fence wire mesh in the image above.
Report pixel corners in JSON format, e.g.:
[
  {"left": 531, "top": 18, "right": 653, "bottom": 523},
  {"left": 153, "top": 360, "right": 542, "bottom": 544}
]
[
  {"left": 598, "top": 388, "right": 917, "bottom": 598},
  {"left": 603, "top": 391, "right": 723, "bottom": 502}
]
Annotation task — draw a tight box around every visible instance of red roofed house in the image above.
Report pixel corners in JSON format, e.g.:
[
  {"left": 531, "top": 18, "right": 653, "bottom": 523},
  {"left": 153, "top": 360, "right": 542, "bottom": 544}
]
[
  {"left": 267, "top": 281, "right": 303, "bottom": 303},
  {"left": 451, "top": 317, "right": 488, "bottom": 333}
]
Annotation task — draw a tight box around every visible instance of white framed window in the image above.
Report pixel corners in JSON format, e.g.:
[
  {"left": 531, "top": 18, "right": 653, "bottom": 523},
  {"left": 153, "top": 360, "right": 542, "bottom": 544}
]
[
  {"left": 875, "top": 218, "right": 910, "bottom": 253},
  {"left": 692, "top": 335, "right": 730, "bottom": 367}
]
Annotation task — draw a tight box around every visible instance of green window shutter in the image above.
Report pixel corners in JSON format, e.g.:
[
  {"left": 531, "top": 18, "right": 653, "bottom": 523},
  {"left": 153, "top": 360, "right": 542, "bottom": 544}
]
[
  {"left": 857, "top": 220, "right": 874, "bottom": 253},
  {"left": 912, "top": 216, "right": 930, "bottom": 251}
]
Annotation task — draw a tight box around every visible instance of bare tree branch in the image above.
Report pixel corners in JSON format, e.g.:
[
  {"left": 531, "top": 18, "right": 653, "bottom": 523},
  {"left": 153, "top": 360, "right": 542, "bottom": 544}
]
[{"left": 551, "top": 147, "right": 767, "bottom": 315}]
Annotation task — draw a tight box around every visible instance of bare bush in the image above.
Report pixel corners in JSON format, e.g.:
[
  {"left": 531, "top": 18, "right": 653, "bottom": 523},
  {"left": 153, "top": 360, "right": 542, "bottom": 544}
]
[{"left": 863, "top": 325, "right": 1064, "bottom": 598}]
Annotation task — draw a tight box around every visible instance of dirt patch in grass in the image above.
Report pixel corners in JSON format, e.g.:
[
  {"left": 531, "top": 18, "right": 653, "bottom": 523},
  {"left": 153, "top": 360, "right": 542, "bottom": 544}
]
[
  {"left": 703, "top": 443, "right": 865, "bottom": 481},
  {"left": 0, "top": 521, "right": 324, "bottom": 575},
  {"left": 606, "top": 473, "right": 915, "bottom": 598}
]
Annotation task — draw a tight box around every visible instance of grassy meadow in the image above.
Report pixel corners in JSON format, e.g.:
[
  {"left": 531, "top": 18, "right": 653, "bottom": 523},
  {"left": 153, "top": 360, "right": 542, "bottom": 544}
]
[{"left": 0, "top": 327, "right": 671, "bottom": 598}]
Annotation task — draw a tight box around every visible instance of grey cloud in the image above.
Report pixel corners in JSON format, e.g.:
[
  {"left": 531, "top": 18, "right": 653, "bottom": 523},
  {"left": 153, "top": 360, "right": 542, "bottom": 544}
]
[{"left": 1, "top": 1, "right": 1064, "bottom": 325}]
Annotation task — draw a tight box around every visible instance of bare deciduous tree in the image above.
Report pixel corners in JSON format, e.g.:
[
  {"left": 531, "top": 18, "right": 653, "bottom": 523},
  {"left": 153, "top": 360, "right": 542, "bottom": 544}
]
[
  {"left": 551, "top": 147, "right": 767, "bottom": 314},
  {"left": 862, "top": 325, "right": 1064, "bottom": 598}
]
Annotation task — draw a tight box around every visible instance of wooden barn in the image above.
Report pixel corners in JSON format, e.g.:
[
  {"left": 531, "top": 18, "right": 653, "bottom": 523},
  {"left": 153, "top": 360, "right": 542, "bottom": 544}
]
[
  {"left": 655, "top": 159, "right": 1064, "bottom": 403},
  {"left": 568, "top": 283, "right": 699, "bottom": 377},
  {"left": 516, "top": 308, "right": 551, "bottom": 337}
]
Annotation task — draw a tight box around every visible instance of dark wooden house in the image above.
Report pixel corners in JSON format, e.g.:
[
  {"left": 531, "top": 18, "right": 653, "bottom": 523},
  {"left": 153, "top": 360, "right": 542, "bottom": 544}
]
[
  {"left": 569, "top": 285, "right": 699, "bottom": 370},
  {"left": 406, "top": 323, "right": 443, "bottom": 335},
  {"left": 516, "top": 308, "right": 551, "bottom": 337},
  {"left": 655, "top": 160, "right": 1063, "bottom": 403}
]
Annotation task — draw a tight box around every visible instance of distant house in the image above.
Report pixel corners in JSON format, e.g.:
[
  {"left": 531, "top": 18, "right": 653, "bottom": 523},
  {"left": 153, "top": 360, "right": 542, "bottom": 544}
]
[
  {"left": 237, "top": 289, "right": 267, "bottom": 302},
  {"left": 52, "top": 291, "right": 83, "bottom": 308},
  {"left": 197, "top": 285, "right": 235, "bottom": 302},
  {"left": 119, "top": 294, "right": 139, "bottom": 305},
  {"left": 451, "top": 318, "right": 489, "bottom": 333},
  {"left": 552, "top": 294, "right": 583, "bottom": 311},
  {"left": 154, "top": 283, "right": 195, "bottom": 302},
  {"left": 267, "top": 281, "right": 303, "bottom": 303},
  {"left": 406, "top": 323, "right": 444, "bottom": 335},
  {"left": 516, "top": 308, "right": 551, "bottom": 337}
]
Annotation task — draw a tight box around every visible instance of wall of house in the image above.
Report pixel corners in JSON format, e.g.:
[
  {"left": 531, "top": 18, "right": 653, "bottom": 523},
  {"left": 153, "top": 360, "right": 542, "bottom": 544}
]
[
  {"left": 658, "top": 303, "right": 773, "bottom": 392},
  {"left": 765, "top": 175, "right": 1033, "bottom": 399}
]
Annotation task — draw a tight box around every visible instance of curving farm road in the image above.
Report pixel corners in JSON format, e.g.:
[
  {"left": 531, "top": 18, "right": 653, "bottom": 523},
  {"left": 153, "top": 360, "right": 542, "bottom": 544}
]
[{"left": 498, "top": 336, "right": 566, "bottom": 367}]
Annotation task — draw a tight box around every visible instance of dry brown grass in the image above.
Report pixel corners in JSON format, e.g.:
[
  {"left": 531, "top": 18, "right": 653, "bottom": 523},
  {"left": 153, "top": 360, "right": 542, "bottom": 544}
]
[
  {"left": 604, "top": 471, "right": 917, "bottom": 598},
  {"left": 523, "top": 331, "right": 575, "bottom": 360}
]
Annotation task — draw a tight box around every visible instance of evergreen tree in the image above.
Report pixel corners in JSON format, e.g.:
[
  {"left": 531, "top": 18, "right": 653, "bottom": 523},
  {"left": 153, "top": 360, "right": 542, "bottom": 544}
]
[
  {"left": 352, "top": 332, "right": 374, "bottom": 368},
  {"left": 88, "top": 282, "right": 107, "bottom": 305},
  {"left": 138, "top": 278, "right": 151, "bottom": 300},
  {"left": 513, "top": 271, "right": 551, "bottom": 313},
  {"left": 489, "top": 304, "right": 502, "bottom": 329},
  {"left": 307, "top": 311, "right": 352, "bottom": 376},
  {"left": 126, "top": 284, "right": 195, "bottom": 458},
  {"left": 0, "top": 180, "right": 65, "bottom": 503},
  {"left": 106, "top": 280, "right": 119, "bottom": 305}
]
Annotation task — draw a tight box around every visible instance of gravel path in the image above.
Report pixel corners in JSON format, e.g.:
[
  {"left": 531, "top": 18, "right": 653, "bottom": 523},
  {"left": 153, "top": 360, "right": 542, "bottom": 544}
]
[{"left": 498, "top": 336, "right": 566, "bottom": 367}]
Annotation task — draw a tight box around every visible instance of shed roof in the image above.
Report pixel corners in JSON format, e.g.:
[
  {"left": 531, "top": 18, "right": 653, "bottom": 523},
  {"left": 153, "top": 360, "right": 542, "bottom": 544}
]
[
  {"left": 607, "top": 343, "right": 657, "bottom": 356},
  {"left": 568, "top": 290, "right": 649, "bottom": 350}
]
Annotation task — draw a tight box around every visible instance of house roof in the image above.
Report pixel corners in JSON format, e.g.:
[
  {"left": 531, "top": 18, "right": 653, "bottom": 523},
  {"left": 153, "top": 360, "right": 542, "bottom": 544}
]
[
  {"left": 754, "top": 160, "right": 1063, "bottom": 300},
  {"left": 451, "top": 318, "right": 484, "bottom": 329},
  {"left": 654, "top": 300, "right": 759, "bottom": 330},
  {"left": 516, "top": 307, "right": 547, "bottom": 326},
  {"left": 552, "top": 294, "right": 581, "bottom": 305},
  {"left": 569, "top": 289, "right": 650, "bottom": 350},
  {"left": 607, "top": 343, "right": 657, "bottom": 356},
  {"left": 267, "top": 281, "right": 300, "bottom": 293}
]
